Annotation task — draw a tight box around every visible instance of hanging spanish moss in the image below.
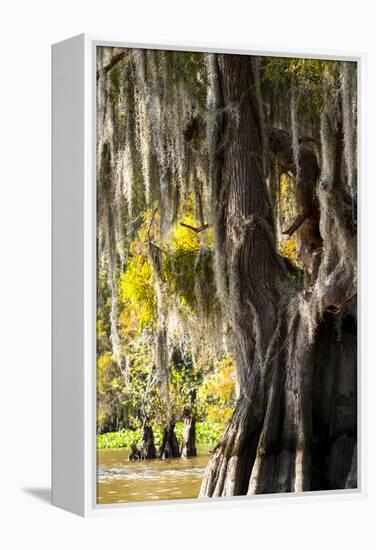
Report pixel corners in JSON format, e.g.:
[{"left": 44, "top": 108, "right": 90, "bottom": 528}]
[
  {"left": 290, "top": 80, "right": 301, "bottom": 184},
  {"left": 205, "top": 53, "right": 229, "bottom": 311},
  {"left": 340, "top": 62, "right": 358, "bottom": 200},
  {"left": 317, "top": 67, "right": 357, "bottom": 317}
]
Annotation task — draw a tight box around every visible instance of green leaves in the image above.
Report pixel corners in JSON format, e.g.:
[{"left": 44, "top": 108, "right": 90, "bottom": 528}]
[
  {"left": 262, "top": 57, "right": 340, "bottom": 125},
  {"left": 97, "top": 422, "right": 226, "bottom": 449}
]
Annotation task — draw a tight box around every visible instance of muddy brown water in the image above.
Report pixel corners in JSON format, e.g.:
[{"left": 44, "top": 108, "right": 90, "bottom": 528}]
[{"left": 97, "top": 444, "right": 211, "bottom": 504}]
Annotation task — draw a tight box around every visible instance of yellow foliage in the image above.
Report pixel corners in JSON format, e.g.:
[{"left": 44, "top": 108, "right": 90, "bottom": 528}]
[
  {"left": 206, "top": 405, "right": 233, "bottom": 424},
  {"left": 204, "top": 357, "right": 236, "bottom": 403},
  {"left": 168, "top": 209, "right": 213, "bottom": 252},
  {"left": 197, "top": 355, "right": 236, "bottom": 422},
  {"left": 278, "top": 237, "right": 298, "bottom": 262},
  {"left": 277, "top": 173, "right": 298, "bottom": 263},
  {"left": 97, "top": 353, "right": 112, "bottom": 394},
  {"left": 279, "top": 173, "right": 297, "bottom": 223},
  {"left": 120, "top": 254, "right": 156, "bottom": 328}
]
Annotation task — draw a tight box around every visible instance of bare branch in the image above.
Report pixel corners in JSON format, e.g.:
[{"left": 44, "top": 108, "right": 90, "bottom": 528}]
[
  {"left": 283, "top": 213, "right": 307, "bottom": 236},
  {"left": 179, "top": 222, "right": 211, "bottom": 233},
  {"left": 97, "top": 51, "right": 128, "bottom": 80},
  {"left": 147, "top": 206, "right": 159, "bottom": 243}
]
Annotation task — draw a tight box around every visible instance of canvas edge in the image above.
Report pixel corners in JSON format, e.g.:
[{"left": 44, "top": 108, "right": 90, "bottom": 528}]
[{"left": 52, "top": 33, "right": 86, "bottom": 517}]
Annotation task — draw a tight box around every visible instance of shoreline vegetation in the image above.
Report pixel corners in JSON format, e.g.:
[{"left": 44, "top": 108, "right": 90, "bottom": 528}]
[{"left": 97, "top": 421, "right": 225, "bottom": 451}]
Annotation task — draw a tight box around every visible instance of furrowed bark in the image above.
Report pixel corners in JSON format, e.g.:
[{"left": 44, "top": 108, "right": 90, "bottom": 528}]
[{"left": 201, "top": 54, "right": 284, "bottom": 497}]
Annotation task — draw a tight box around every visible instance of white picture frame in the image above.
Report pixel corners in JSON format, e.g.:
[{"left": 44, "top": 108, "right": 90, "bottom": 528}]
[{"left": 52, "top": 34, "right": 366, "bottom": 517}]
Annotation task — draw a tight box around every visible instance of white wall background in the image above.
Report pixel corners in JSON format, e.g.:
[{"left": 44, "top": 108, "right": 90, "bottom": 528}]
[{"left": 1, "top": 0, "right": 375, "bottom": 548}]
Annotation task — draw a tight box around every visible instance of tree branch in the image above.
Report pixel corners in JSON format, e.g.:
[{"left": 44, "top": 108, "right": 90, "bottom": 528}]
[
  {"left": 179, "top": 222, "right": 211, "bottom": 233},
  {"left": 283, "top": 213, "right": 307, "bottom": 236},
  {"left": 97, "top": 51, "right": 128, "bottom": 80},
  {"left": 147, "top": 206, "right": 159, "bottom": 243}
]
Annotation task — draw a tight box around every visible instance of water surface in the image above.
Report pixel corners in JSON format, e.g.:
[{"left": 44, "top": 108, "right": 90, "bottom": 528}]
[{"left": 97, "top": 444, "right": 211, "bottom": 504}]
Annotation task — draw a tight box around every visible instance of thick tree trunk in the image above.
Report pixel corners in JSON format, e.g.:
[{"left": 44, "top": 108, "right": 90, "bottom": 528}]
[
  {"left": 200, "top": 54, "right": 357, "bottom": 498},
  {"left": 201, "top": 54, "right": 284, "bottom": 496},
  {"left": 140, "top": 422, "right": 157, "bottom": 460}
]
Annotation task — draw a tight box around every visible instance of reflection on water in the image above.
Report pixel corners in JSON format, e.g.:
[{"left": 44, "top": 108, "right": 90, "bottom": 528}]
[{"left": 97, "top": 445, "right": 211, "bottom": 504}]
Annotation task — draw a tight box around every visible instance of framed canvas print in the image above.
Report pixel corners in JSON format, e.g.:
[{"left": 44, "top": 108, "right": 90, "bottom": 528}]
[{"left": 52, "top": 35, "right": 365, "bottom": 516}]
